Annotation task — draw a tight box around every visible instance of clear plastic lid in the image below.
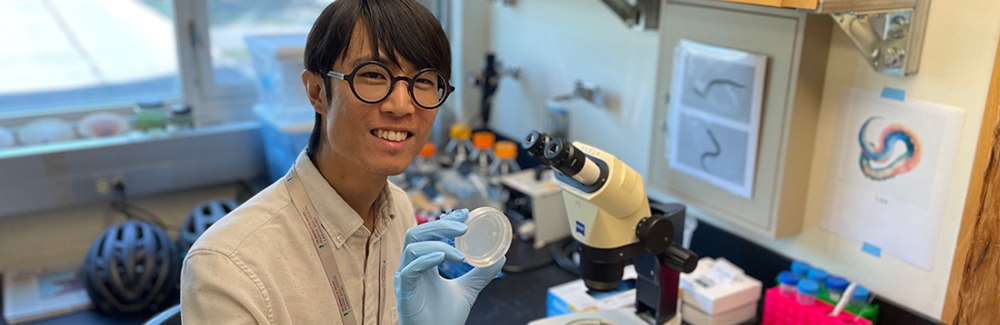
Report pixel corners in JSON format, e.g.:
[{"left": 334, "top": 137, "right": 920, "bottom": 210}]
[{"left": 455, "top": 207, "right": 512, "bottom": 268}]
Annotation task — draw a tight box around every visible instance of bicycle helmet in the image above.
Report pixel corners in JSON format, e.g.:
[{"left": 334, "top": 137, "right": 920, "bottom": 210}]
[
  {"left": 82, "top": 219, "right": 179, "bottom": 315},
  {"left": 177, "top": 198, "right": 239, "bottom": 252}
]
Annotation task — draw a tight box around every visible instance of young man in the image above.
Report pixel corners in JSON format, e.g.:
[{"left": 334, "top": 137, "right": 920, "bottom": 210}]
[{"left": 180, "top": 1, "right": 504, "bottom": 324}]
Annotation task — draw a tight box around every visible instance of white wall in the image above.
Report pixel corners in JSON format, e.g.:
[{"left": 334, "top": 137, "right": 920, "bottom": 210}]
[
  {"left": 483, "top": 0, "right": 1000, "bottom": 319},
  {"left": 743, "top": 1, "right": 1000, "bottom": 317},
  {"left": 0, "top": 184, "right": 240, "bottom": 271},
  {"left": 450, "top": 0, "right": 493, "bottom": 128},
  {"left": 488, "top": 0, "right": 659, "bottom": 175}
]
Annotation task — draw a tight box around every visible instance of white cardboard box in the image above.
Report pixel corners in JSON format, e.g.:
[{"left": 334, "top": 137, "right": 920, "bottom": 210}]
[
  {"left": 546, "top": 265, "right": 637, "bottom": 317},
  {"left": 682, "top": 301, "right": 757, "bottom": 325},
  {"left": 679, "top": 258, "right": 762, "bottom": 315},
  {"left": 3, "top": 261, "right": 92, "bottom": 324}
]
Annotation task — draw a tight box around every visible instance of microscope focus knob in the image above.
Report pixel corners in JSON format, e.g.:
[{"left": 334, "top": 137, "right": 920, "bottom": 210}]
[
  {"left": 636, "top": 216, "right": 674, "bottom": 255},
  {"left": 664, "top": 245, "right": 699, "bottom": 273}
]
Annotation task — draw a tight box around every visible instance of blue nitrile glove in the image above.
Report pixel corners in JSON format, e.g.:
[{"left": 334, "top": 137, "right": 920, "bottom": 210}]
[{"left": 395, "top": 209, "right": 506, "bottom": 325}]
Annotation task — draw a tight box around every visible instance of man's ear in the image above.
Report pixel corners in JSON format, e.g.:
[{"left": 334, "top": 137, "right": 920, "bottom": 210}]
[{"left": 302, "top": 70, "right": 327, "bottom": 115}]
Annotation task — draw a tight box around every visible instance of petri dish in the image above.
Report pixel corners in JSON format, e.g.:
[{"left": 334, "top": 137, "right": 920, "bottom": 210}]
[{"left": 455, "top": 207, "right": 512, "bottom": 268}]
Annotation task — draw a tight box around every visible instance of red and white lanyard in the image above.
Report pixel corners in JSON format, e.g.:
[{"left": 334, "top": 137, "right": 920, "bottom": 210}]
[{"left": 285, "top": 168, "right": 386, "bottom": 325}]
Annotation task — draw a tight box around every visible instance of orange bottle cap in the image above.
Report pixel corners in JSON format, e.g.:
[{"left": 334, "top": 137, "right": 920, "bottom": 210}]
[
  {"left": 420, "top": 142, "right": 437, "bottom": 158},
  {"left": 494, "top": 141, "right": 517, "bottom": 159},
  {"left": 472, "top": 131, "right": 496, "bottom": 150},
  {"left": 450, "top": 124, "right": 472, "bottom": 139}
]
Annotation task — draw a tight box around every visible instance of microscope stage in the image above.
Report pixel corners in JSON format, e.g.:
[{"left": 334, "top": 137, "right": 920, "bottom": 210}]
[{"left": 528, "top": 308, "right": 681, "bottom": 325}]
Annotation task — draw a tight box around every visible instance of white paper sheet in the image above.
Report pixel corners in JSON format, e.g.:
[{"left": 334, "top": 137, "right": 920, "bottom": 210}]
[
  {"left": 820, "top": 87, "right": 965, "bottom": 270},
  {"left": 667, "top": 40, "right": 767, "bottom": 199}
]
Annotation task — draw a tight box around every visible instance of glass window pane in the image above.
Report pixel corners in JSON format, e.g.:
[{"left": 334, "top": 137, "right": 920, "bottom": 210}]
[
  {"left": 0, "top": 0, "right": 181, "bottom": 114},
  {"left": 207, "top": 0, "right": 333, "bottom": 86}
]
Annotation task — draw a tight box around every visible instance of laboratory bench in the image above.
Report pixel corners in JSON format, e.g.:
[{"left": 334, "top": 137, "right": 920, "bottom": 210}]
[{"left": 1, "top": 217, "right": 945, "bottom": 325}]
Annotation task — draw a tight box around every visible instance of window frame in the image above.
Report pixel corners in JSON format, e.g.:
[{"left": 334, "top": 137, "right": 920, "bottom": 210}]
[{"left": 173, "top": 0, "right": 259, "bottom": 126}]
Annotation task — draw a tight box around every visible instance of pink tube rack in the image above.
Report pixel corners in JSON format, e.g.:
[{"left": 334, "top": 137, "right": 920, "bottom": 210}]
[{"left": 762, "top": 287, "right": 872, "bottom": 325}]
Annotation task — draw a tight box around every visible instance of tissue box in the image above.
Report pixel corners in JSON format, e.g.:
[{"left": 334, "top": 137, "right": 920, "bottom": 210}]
[
  {"left": 546, "top": 265, "right": 637, "bottom": 317},
  {"left": 680, "top": 258, "right": 762, "bottom": 315},
  {"left": 681, "top": 303, "right": 757, "bottom": 325},
  {"left": 682, "top": 301, "right": 757, "bottom": 325}
]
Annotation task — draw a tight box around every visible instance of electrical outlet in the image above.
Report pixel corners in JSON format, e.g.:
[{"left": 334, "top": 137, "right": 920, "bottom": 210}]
[{"left": 95, "top": 178, "right": 110, "bottom": 195}]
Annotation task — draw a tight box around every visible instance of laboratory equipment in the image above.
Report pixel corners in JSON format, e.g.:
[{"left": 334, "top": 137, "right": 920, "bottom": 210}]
[
  {"left": 440, "top": 123, "right": 474, "bottom": 168},
  {"left": 849, "top": 286, "right": 870, "bottom": 311},
  {"left": 797, "top": 280, "right": 818, "bottom": 305},
  {"left": 78, "top": 112, "right": 130, "bottom": 138},
  {"left": 470, "top": 53, "right": 519, "bottom": 127},
  {"left": 826, "top": 276, "right": 849, "bottom": 302},
  {"left": 778, "top": 271, "right": 799, "bottom": 297},
  {"left": 83, "top": 219, "right": 179, "bottom": 315},
  {"left": 524, "top": 131, "right": 698, "bottom": 325},
  {"left": 545, "top": 98, "right": 570, "bottom": 139},
  {"left": 761, "top": 287, "right": 872, "bottom": 325},
  {"left": 466, "top": 131, "right": 496, "bottom": 176},
  {"left": 177, "top": 198, "right": 240, "bottom": 254},
  {"left": 790, "top": 260, "right": 811, "bottom": 277},
  {"left": 489, "top": 140, "right": 521, "bottom": 184},
  {"left": 500, "top": 169, "right": 569, "bottom": 249},
  {"left": 679, "top": 257, "right": 761, "bottom": 325},
  {"left": 547, "top": 265, "right": 639, "bottom": 317},
  {"left": 134, "top": 100, "right": 166, "bottom": 131},
  {"left": 808, "top": 268, "right": 829, "bottom": 290},
  {"left": 454, "top": 207, "right": 512, "bottom": 268},
  {"left": 408, "top": 142, "right": 440, "bottom": 190},
  {"left": 17, "top": 118, "right": 75, "bottom": 145}
]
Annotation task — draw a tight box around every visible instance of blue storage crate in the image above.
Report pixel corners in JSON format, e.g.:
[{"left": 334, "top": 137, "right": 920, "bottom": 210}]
[
  {"left": 256, "top": 106, "right": 312, "bottom": 182},
  {"left": 245, "top": 34, "right": 312, "bottom": 119}
]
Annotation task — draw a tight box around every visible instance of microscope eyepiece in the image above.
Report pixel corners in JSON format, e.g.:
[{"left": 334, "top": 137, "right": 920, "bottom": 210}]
[
  {"left": 523, "top": 131, "right": 602, "bottom": 186},
  {"left": 523, "top": 131, "right": 552, "bottom": 163},
  {"left": 544, "top": 139, "right": 601, "bottom": 185}
]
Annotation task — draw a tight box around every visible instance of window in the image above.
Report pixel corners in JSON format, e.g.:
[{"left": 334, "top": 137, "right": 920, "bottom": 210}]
[
  {"left": 0, "top": 0, "right": 450, "bottom": 137},
  {"left": 0, "top": 0, "right": 181, "bottom": 114},
  {"left": 205, "top": 0, "right": 331, "bottom": 87}
]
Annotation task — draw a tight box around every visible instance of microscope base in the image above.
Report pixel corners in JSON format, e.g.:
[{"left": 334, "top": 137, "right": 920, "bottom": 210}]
[{"left": 528, "top": 307, "right": 681, "bottom": 325}]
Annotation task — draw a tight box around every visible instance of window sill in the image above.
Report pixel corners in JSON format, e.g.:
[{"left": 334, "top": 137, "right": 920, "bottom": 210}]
[{"left": 0, "top": 121, "right": 264, "bottom": 218}]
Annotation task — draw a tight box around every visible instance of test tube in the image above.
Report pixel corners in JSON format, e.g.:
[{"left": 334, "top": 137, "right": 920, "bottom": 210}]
[
  {"left": 797, "top": 279, "right": 819, "bottom": 305},
  {"left": 827, "top": 276, "right": 849, "bottom": 302},
  {"left": 849, "top": 286, "right": 870, "bottom": 310},
  {"left": 791, "top": 260, "right": 811, "bottom": 277},
  {"left": 778, "top": 271, "right": 800, "bottom": 297},
  {"left": 808, "top": 268, "right": 829, "bottom": 291}
]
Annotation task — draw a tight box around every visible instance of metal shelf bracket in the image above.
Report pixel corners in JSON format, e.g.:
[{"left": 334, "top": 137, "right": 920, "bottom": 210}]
[
  {"left": 600, "top": 0, "right": 661, "bottom": 31},
  {"left": 809, "top": 0, "right": 931, "bottom": 76}
]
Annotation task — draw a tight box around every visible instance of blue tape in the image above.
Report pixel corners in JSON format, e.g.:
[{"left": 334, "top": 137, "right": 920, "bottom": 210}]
[
  {"left": 881, "top": 87, "right": 906, "bottom": 101},
  {"left": 862, "top": 242, "right": 882, "bottom": 258}
]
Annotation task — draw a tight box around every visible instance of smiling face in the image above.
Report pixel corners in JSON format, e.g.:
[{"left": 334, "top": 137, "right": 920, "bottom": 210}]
[{"left": 306, "top": 22, "right": 439, "bottom": 177}]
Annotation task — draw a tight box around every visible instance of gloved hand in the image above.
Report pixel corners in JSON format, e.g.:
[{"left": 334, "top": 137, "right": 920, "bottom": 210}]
[{"left": 395, "top": 209, "right": 506, "bottom": 325}]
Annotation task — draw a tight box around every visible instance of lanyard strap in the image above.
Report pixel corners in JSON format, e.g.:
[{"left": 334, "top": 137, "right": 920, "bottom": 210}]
[{"left": 285, "top": 168, "right": 386, "bottom": 325}]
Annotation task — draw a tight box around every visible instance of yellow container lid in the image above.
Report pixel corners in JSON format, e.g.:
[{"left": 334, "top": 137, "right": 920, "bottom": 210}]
[{"left": 450, "top": 124, "right": 472, "bottom": 139}]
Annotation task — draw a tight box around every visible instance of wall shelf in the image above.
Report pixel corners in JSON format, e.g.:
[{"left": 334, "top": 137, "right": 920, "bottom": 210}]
[{"left": 707, "top": 0, "right": 931, "bottom": 76}]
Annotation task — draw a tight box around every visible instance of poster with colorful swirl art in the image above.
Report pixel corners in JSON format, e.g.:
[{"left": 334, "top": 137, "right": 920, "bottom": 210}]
[{"left": 820, "top": 87, "right": 964, "bottom": 270}]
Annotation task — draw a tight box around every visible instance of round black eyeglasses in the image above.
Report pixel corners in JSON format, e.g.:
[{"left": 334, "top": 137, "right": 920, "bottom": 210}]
[{"left": 326, "top": 61, "right": 454, "bottom": 109}]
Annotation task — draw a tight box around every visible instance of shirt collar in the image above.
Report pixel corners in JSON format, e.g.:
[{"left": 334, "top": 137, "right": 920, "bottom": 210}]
[{"left": 292, "top": 151, "right": 395, "bottom": 248}]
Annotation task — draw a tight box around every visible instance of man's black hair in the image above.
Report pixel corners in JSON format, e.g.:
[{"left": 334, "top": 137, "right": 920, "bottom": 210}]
[{"left": 303, "top": 0, "right": 451, "bottom": 157}]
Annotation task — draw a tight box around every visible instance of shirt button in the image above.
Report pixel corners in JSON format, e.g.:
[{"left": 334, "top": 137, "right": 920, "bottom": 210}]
[{"left": 337, "top": 235, "right": 344, "bottom": 242}]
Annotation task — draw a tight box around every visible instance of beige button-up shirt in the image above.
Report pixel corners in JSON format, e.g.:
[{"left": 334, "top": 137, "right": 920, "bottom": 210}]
[{"left": 181, "top": 151, "right": 416, "bottom": 324}]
